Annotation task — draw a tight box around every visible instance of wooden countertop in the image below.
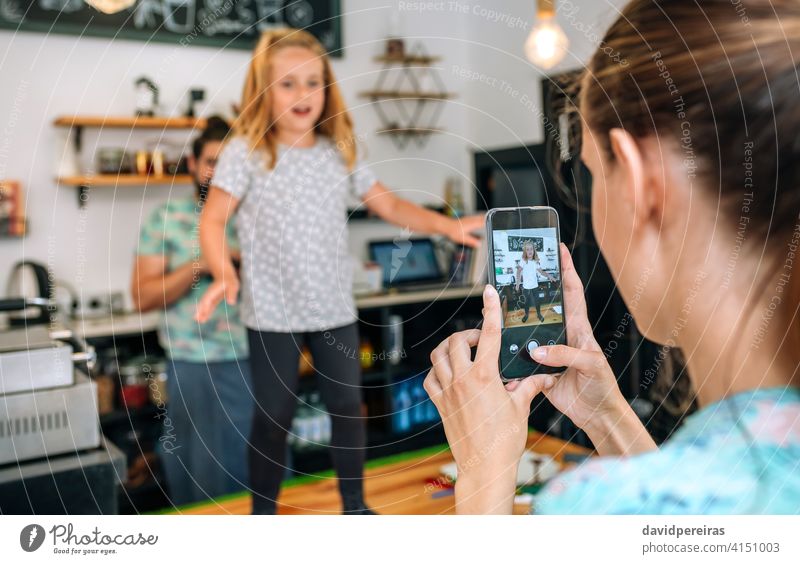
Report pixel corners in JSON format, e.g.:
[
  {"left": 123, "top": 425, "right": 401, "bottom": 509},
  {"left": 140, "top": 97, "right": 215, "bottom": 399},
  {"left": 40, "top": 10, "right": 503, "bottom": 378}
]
[
  {"left": 70, "top": 285, "right": 483, "bottom": 339},
  {"left": 158, "top": 430, "right": 591, "bottom": 515}
]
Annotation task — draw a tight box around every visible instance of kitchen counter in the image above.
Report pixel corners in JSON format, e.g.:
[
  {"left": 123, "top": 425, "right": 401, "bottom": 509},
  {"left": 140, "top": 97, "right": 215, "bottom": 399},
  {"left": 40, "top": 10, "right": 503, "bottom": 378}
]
[
  {"left": 64, "top": 285, "right": 484, "bottom": 339},
  {"left": 72, "top": 311, "right": 160, "bottom": 339}
]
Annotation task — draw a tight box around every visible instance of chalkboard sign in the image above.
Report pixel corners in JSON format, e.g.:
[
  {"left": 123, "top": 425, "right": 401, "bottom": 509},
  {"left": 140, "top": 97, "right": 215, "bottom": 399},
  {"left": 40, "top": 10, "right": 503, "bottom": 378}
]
[
  {"left": 508, "top": 236, "right": 543, "bottom": 253},
  {"left": 0, "top": 0, "right": 342, "bottom": 54}
]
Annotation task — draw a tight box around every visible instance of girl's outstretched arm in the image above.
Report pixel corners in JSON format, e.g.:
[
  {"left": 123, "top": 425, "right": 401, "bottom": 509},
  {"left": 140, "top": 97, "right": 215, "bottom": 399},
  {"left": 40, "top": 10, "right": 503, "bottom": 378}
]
[
  {"left": 195, "top": 186, "right": 241, "bottom": 323},
  {"left": 538, "top": 267, "right": 558, "bottom": 283},
  {"left": 362, "top": 182, "right": 484, "bottom": 247}
]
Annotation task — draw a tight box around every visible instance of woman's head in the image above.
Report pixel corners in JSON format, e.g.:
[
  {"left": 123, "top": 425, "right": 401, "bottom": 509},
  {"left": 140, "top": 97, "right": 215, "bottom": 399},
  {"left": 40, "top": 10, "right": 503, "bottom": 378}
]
[
  {"left": 522, "top": 241, "right": 538, "bottom": 261},
  {"left": 580, "top": 0, "right": 800, "bottom": 354},
  {"left": 234, "top": 28, "right": 356, "bottom": 168}
]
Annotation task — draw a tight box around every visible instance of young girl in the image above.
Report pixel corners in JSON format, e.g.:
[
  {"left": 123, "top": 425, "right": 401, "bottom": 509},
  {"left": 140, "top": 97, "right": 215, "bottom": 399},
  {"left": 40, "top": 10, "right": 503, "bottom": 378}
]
[
  {"left": 195, "top": 28, "right": 483, "bottom": 515},
  {"left": 515, "top": 240, "right": 557, "bottom": 323},
  {"left": 425, "top": 0, "right": 800, "bottom": 515}
]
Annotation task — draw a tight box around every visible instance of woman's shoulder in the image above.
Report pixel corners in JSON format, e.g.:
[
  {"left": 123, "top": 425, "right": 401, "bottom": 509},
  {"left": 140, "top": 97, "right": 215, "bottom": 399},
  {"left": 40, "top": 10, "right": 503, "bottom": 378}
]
[
  {"left": 533, "top": 445, "right": 750, "bottom": 515},
  {"left": 533, "top": 449, "right": 683, "bottom": 514},
  {"left": 533, "top": 388, "right": 800, "bottom": 514}
]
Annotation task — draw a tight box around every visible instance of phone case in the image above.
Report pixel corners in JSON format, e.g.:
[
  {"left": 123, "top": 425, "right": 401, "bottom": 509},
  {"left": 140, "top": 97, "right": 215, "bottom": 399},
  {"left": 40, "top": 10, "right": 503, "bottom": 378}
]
[{"left": 485, "top": 206, "right": 567, "bottom": 382}]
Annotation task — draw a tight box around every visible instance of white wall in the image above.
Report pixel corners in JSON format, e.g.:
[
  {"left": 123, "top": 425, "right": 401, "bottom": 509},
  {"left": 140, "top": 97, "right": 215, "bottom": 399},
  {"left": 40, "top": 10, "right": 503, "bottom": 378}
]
[
  {"left": 0, "top": 0, "right": 625, "bottom": 311},
  {"left": 461, "top": 0, "right": 627, "bottom": 149}
]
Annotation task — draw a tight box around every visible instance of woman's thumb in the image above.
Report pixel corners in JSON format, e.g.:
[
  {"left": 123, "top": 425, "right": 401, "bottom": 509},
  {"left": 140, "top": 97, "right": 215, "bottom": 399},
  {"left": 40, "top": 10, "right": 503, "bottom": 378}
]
[{"left": 510, "top": 375, "right": 555, "bottom": 405}]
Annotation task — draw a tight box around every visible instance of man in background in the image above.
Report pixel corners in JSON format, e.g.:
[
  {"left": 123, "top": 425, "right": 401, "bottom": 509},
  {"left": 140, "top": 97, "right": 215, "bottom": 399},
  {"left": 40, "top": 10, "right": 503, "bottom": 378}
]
[{"left": 131, "top": 117, "right": 252, "bottom": 506}]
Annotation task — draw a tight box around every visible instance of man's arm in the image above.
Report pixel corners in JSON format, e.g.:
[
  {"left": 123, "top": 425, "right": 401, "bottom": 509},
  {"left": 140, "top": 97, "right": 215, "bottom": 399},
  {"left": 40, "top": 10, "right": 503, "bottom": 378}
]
[{"left": 131, "top": 255, "right": 205, "bottom": 312}]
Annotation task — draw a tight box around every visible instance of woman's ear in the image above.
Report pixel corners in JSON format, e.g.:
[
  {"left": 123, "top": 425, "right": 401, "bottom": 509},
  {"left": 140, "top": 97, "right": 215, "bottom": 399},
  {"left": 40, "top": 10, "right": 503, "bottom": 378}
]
[{"left": 608, "top": 128, "right": 655, "bottom": 231}]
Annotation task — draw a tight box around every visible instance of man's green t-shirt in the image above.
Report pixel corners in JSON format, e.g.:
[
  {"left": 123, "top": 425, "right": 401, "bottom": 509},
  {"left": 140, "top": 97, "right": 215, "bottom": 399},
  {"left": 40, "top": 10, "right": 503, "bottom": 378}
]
[{"left": 136, "top": 196, "right": 247, "bottom": 362}]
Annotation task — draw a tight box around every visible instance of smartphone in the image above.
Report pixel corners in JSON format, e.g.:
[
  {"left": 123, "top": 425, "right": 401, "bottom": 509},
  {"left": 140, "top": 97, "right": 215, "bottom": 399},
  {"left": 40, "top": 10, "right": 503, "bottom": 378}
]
[{"left": 485, "top": 206, "right": 567, "bottom": 381}]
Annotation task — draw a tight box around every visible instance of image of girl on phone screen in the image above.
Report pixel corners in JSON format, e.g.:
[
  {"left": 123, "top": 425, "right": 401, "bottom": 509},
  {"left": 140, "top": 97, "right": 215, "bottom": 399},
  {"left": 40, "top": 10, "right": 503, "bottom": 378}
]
[
  {"left": 194, "top": 28, "right": 483, "bottom": 515},
  {"left": 515, "top": 240, "right": 557, "bottom": 324}
]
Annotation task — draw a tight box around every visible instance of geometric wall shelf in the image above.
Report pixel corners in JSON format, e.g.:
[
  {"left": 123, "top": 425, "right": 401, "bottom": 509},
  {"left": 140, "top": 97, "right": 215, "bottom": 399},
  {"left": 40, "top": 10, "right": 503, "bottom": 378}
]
[{"left": 359, "top": 43, "right": 455, "bottom": 150}]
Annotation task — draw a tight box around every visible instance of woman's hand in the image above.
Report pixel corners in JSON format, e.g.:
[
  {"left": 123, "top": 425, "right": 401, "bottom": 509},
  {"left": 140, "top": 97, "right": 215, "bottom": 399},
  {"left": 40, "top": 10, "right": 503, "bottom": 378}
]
[
  {"left": 531, "top": 244, "right": 656, "bottom": 455},
  {"left": 443, "top": 214, "right": 484, "bottom": 248},
  {"left": 424, "top": 284, "right": 553, "bottom": 514},
  {"left": 194, "top": 275, "right": 239, "bottom": 323}
]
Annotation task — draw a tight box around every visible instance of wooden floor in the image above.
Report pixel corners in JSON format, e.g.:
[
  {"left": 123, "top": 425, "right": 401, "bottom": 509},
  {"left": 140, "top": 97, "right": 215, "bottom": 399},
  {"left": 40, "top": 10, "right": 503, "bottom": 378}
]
[
  {"left": 166, "top": 431, "right": 591, "bottom": 515},
  {"left": 504, "top": 303, "right": 563, "bottom": 328}
]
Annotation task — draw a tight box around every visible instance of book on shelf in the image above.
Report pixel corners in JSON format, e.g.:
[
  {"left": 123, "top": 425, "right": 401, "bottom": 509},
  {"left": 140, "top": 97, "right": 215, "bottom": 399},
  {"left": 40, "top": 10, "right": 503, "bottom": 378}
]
[
  {"left": 0, "top": 180, "right": 26, "bottom": 237},
  {"left": 447, "top": 234, "right": 488, "bottom": 286}
]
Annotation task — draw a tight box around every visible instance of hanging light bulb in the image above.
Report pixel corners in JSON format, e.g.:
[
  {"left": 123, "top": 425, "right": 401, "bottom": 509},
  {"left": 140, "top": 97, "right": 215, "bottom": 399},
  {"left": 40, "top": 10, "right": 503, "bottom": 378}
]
[
  {"left": 84, "top": 0, "right": 136, "bottom": 15},
  {"left": 524, "top": 0, "right": 569, "bottom": 69}
]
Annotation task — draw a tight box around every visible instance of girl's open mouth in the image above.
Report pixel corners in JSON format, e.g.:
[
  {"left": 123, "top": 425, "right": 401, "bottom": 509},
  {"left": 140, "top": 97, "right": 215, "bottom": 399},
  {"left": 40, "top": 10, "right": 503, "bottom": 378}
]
[{"left": 292, "top": 106, "right": 312, "bottom": 116}]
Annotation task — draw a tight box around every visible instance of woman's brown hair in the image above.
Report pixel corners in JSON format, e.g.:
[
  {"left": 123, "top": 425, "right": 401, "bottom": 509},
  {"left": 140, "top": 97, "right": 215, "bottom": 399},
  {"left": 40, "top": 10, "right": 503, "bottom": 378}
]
[
  {"left": 582, "top": 0, "right": 800, "bottom": 366},
  {"left": 232, "top": 28, "right": 357, "bottom": 170}
]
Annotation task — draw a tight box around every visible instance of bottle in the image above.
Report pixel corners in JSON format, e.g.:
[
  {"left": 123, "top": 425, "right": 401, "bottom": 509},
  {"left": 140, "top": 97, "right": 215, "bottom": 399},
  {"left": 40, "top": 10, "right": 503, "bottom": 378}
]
[
  {"left": 411, "top": 380, "right": 427, "bottom": 425},
  {"left": 360, "top": 340, "right": 374, "bottom": 369},
  {"left": 320, "top": 409, "right": 332, "bottom": 446},
  {"left": 309, "top": 392, "right": 324, "bottom": 446},
  {"left": 394, "top": 382, "right": 412, "bottom": 433},
  {"left": 387, "top": 315, "right": 403, "bottom": 366},
  {"left": 294, "top": 394, "right": 310, "bottom": 451}
]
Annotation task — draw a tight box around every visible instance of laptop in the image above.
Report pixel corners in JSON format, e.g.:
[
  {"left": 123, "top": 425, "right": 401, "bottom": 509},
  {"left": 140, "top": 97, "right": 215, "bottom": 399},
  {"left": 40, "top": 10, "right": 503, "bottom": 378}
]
[{"left": 368, "top": 238, "right": 466, "bottom": 292}]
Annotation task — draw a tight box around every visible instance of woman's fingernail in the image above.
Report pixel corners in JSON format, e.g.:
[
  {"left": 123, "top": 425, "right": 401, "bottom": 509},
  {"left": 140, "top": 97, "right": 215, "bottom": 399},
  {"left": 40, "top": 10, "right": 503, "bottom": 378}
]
[
  {"left": 532, "top": 347, "right": 546, "bottom": 360},
  {"left": 484, "top": 284, "right": 493, "bottom": 298}
]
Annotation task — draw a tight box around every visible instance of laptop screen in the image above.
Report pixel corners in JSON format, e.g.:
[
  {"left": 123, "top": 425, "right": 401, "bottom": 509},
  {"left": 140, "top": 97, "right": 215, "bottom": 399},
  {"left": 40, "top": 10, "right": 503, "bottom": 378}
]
[{"left": 369, "top": 239, "right": 442, "bottom": 286}]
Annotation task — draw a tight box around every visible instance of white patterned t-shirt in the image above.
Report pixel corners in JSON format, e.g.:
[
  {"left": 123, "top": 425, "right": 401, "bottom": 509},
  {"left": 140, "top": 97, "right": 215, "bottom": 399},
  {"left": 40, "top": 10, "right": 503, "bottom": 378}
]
[{"left": 211, "top": 136, "right": 377, "bottom": 332}]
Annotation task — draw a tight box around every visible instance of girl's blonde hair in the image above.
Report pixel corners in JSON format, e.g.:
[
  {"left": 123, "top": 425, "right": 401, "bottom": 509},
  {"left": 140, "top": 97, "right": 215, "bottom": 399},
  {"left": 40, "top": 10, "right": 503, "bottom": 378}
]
[
  {"left": 521, "top": 241, "right": 538, "bottom": 262},
  {"left": 232, "top": 28, "right": 357, "bottom": 170}
]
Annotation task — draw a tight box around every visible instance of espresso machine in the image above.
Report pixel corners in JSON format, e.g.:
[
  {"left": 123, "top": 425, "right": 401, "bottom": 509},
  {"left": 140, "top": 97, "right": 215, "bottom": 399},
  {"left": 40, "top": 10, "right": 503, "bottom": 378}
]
[
  {"left": 0, "top": 297, "right": 101, "bottom": 464},
  {"left": 0, "top": 297, "right": 126, "bottom": 514}
]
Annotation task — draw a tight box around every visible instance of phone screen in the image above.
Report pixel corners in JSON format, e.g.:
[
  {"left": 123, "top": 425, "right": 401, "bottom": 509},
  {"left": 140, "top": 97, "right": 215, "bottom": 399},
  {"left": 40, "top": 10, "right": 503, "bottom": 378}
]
[{"left": 486, "top": 207, "right": 567, "bottom": 380}]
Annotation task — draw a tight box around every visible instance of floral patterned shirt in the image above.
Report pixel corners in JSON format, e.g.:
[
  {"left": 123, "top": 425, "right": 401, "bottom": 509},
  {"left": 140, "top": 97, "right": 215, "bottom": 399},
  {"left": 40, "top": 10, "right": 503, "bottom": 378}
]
[
  {"left": 136, "top": 196, "right": 248, "bottom": 362},
  {"left": 534, "top": 387, "right": 800, "bottom": 514}
]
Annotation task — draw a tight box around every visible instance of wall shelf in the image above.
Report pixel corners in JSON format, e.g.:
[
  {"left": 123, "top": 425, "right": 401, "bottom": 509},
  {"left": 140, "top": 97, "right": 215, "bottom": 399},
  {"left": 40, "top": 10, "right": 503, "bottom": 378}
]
[
  {"left": 362, "top": 43, "right": 454, "bottom": 150},
  {"left": 53, "top": 114, "right": 205, "bottom": 207},
  {"left": 373, "top": 55, "right": 440, "bottom": 66},
  {"left": 57, "top": 174, "right": 194, "bottom": 187},
  {"left": 54, "top": 115, "right": 206, "bottom": 130},
  {"left": 359, "top": 90, "right": 453, "bottom": 100},
  {"left": 377, "top": 127, "right": 444, "bottom": 136}
]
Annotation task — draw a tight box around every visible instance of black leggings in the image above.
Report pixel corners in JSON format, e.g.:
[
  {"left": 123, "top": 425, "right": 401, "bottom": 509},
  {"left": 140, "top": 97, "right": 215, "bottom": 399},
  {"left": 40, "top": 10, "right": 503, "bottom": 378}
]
[
  {"left": 522, "top": 287, "right": 542, "bottom": 317},
  {"left": 247, "top": 322, "right": 366, "bottom": 514}
]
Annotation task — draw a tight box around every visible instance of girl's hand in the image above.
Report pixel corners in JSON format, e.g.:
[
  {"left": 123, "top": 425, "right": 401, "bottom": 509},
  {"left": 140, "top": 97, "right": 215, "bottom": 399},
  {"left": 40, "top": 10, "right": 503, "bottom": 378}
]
[
  {"left": 443, "top": 214, "right": 484, "bottom": 248},
  {"left": 424, "top": 284, "right": 553, "bottom": 514},
  {"left": 530, "top": 244, "right": 655, "bottom": 455},
  {"left": 195, "top": 276, "right": 239, "bottom": 323}
]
